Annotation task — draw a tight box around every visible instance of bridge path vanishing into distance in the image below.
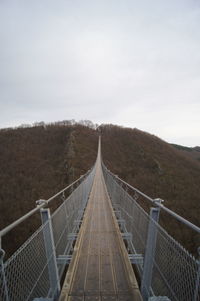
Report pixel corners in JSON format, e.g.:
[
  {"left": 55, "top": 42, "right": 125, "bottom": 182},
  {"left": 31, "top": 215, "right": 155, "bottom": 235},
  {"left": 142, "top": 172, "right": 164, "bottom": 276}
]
[
  {"left": 0, "top": 136, "right": 200, "bottom": 301},
  {"left": 59, "top": 138, "right": 142, "bottom": 300}
]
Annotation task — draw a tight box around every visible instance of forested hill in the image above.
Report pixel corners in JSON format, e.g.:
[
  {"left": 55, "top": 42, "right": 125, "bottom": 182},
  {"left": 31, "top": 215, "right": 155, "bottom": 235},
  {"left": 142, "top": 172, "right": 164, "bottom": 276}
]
[
  {"left": 100, "top": 125, "right": 200, "bottom": 256},
  {"left": 0, "top": 122, "right": 98, "bottom": 256},
  {"left": 171, "top": 143, "right": 200, "bottom": 162},
  {"left": 0, "top": 122, "right": 200, "bottom": 256}
]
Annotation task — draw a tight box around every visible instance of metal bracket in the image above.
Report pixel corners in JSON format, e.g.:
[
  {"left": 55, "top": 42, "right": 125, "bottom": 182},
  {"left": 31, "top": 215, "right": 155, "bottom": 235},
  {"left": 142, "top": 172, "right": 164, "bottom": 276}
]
[
  {"left": 134, "top": 192, "right": 139, "bottom": 200},
  {"left": 61, "top": 192, "right": 66, "bottom": 201},
  {"left": 121, "top": 232, "right": 132, "bottom": 241},
  {"left": 74, "top": 219, "right": 82, "bottom": 226},
  {"left": 117, "top": 219, "right": 125, "bottom": 227},
  {"left": 57, "top": 255, "right": 72, "bottom": 265},
  {"left": 114, "top": 210, "right": 121, "bottom": 218},
  {"left": 153, "top": 198, "right": 164, "bottom": 205},
  {"left": 36, "top": 199, "right": 47, "bottom": 207},
  {"left": 68, "top": 233, "right": 78, "bottom": 241},
  {"left": 33, "top": 297, "right": 53, "bottom": 301},
  {"left": 128, "top": 254, "right": 143, "bottom": 265},
  {"left": 148, "top": 297, "right": 171, "bottom": 301}
]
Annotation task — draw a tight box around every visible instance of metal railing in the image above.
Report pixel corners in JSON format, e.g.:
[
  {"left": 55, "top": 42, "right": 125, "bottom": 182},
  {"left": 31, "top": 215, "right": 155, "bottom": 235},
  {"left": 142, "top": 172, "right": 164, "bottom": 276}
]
[
  {"left": 1, "top": 156, "right": 200, "bottom": 301},
  {"left": 102, "top": 163, "right": 200, "bottom": 301},
  {"left": 0, "top": 166, "right": 95, "bottom": 301}
]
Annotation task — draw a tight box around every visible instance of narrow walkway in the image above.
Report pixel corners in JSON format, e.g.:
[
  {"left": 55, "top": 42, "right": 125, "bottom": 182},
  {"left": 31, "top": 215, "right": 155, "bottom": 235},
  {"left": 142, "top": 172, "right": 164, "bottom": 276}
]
[{"left": 59, "top": 140, "right": 142, "bottom": 301}]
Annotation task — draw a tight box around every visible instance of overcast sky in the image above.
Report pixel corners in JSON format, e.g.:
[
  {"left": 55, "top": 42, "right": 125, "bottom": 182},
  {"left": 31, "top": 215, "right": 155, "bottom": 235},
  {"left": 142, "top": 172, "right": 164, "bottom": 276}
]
[{"left": 0, "top": 0, "right": 200, "bottom": 146}]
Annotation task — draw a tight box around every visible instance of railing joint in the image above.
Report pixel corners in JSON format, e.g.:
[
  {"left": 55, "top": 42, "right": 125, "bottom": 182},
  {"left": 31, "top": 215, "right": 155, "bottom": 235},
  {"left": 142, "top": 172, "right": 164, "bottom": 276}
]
[
  {"left": 36, "top": 199, "right": 48, "bottom": 207},
  {"left": 153, "top": 198, "right": 164, "bottom": 206}
]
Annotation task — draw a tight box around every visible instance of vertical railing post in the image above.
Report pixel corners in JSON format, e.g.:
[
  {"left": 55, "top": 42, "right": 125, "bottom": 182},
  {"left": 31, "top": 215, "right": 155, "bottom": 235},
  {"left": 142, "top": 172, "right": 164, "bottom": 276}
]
[
  {"left": 40, "top": 208, "right": 60, "bottom": 300},
  {"left": 83, "top": 179, "right": 87, "bottom": 207},
  {"left": 141, "top": 200, "right": 161, "bottom": 300},
  {"left": 193, "top": 247, "right": 200, "bottom": 301},
  {"left": 111, "top": 175, "right": 117, "bottom": 207},
  {"left": 0, "top": 248, "right": 9, "bottom": 301}
]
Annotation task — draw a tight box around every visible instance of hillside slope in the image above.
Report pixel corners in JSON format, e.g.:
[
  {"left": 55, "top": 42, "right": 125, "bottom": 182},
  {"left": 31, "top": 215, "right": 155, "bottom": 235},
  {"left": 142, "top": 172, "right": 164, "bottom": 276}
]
[
  {"left": 100, "top": 124, "right": 200, "bottom": 255},
  {"left": 172, "top": 143, "right": 200, "bottom": 163},
  {"left": 0, "top": 122, "right": 199, "bottom": 257},
  {"left": 0, "top": 123, "right": 98, "bottom": 256}
]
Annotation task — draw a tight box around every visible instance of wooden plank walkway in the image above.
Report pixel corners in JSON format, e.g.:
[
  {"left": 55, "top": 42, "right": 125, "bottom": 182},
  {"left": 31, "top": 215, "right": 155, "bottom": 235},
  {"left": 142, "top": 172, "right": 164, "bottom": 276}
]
[{"left": 59, "top": 140, "right": 142, "bottom": 301}]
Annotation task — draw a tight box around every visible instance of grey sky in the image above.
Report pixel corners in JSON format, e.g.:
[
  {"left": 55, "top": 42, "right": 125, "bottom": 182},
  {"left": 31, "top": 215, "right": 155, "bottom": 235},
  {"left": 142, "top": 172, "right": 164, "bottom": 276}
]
[{"left": 0, "top": 0, "right": 200, "bottom": 146}]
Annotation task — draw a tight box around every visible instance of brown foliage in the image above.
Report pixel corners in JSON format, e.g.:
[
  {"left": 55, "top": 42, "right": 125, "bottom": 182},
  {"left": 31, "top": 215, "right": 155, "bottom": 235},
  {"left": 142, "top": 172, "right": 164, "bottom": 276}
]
[
  {"left": 1, "top": 121, "right": 200, "bottom": 257},
  {"left": 0, "top": 123, "right": 98, "bottom": 257},
  {"left": 100, "top": 124, "right": 200, "bottom": 255}
]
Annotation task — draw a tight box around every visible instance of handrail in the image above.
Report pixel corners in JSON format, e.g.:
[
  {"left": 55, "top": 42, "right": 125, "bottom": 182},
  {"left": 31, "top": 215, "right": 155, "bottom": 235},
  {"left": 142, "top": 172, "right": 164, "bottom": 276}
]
[
  {"left": 0, "top": 168, "right": 92, "bottom": 241},
  {"left": 102, "top": 162, "right": 200, "bottom": 234}
]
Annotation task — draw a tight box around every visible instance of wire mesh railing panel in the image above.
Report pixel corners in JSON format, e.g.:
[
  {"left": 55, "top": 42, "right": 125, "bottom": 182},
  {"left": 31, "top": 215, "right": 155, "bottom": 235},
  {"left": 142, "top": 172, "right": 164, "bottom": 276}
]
[
  {"left": 0, "top": 166, "right": 95, "bottom": 301},
  {"left": 51, "top": 206, "right": 69, "bottom": 258},
  {"left": 1, "top": 224, "right": 50, "bottom": 301},
  {"left": 51, "top": 202, "right": 68, "bottom": 249},
  {"left": 51, "top": 192, "right": 81, "bottom": 259},
  {"left": 130, "top": 203, "right": 149, "bottom": 256},
  {"left": 102, "top": 163, "right": 200, "bottom": 301},
  {"left": 50, "top": 169, "right": 95, "bottom": 276},
  {"left": 103, "top": 169, "right": 149, "bottom": 256},
  {"left": 26, "top": 265, "right": 50, "bottom": 301},
  {"left": 151, "top": 223, "right": 200, "bottom": 301}
]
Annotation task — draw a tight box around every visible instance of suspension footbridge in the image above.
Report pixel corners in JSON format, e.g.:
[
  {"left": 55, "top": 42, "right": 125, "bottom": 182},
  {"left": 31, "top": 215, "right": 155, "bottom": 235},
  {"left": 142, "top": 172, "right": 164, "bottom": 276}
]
[
  {"left": 59, "top": 139, "right": 141, "bottom": 300},
  {"left": 0, "top": 137, "right": 200, "bottom": 301}
]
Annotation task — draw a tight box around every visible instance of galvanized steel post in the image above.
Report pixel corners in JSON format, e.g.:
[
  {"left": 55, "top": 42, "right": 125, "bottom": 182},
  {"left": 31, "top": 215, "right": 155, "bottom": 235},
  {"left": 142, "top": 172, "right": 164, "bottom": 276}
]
[
  {"left": 141, "top": 201, "right": 161, "bottom": 300},
  {"left": 193, "top": 247, "right": 200, "bottom": 301},
  {"left": 40, "top": 208, "right": 60, "bottom": 300},
  {"left": 0, "top": 249, "right": 9, "bottom": 301}
]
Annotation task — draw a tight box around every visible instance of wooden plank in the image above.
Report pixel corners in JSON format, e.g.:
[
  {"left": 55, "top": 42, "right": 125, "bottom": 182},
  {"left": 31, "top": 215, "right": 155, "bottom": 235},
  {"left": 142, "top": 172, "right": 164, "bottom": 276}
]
[{"left": 59, "top": 144, "right": 142, "bottom": 301}]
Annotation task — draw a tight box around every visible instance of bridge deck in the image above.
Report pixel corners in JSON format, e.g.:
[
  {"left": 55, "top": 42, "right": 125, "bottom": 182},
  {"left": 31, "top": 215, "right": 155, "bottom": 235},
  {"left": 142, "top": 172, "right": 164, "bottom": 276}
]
[{"left": 59, "top": 145, "right": 142, "bottom": 300}]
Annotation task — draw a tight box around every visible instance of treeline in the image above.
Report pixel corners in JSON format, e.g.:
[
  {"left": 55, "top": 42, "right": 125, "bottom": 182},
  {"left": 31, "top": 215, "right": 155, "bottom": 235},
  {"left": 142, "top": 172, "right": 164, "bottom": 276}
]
[
  {"left": 0, "top": 119, "right": 99, "bottom": 132},
  {"left": 171, "top": 143, "right": 200, "bottom": 163}
]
